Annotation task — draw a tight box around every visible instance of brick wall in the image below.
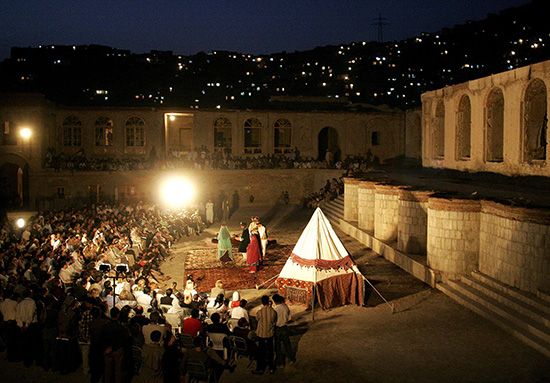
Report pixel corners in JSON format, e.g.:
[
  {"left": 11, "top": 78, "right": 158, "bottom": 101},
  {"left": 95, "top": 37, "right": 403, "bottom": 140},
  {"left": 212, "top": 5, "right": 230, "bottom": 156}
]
[
  {"left": 374, "top": 185, "right": 400, "bottom": 243},
  {"left": 357, "top": 181, "right": 376, "bottom": 232}
]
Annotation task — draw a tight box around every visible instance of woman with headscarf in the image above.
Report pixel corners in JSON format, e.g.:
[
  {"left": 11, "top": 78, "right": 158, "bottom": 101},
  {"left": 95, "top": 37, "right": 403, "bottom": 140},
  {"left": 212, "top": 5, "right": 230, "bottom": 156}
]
[{"left": 217, "top": 223, "right": 233, "bottom": 262}]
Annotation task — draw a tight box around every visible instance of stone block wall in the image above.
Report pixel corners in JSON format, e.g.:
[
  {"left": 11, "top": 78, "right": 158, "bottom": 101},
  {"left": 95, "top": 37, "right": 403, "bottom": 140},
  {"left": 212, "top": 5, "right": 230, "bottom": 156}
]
[
  {"left": 427, "top": 198, "right": 480, "bottom": 277},
  {"left": 357, "top": 181, "right": 376, "bottom": 232},
  {"left": 398, "top": 190, "right": 430, "bottom": 254},
  {"left": 374, "top": 185, "right": 400, "bottom": 243},
  {"left": 344, "top": 178, "right": 359, "bottom": 222},
  {"left": 479, "top": 201, "right": 550, "bottom": 294}
]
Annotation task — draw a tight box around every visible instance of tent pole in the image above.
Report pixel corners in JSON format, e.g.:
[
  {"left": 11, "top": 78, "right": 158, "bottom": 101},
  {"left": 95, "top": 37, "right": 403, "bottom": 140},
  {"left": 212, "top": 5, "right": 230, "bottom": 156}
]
[
  {"left": 363, "top": 275, "right": 395, "bottom": 312},
  {"left": 311, "top": 284, "right": 315, "bottom": 321}
]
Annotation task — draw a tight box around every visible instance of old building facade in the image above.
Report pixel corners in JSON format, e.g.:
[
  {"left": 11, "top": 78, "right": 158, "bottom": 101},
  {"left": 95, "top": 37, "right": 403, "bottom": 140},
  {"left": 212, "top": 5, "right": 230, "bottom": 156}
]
[
  {"left": 422, "top": 59, "right": 550, "bottom": 177},
  {"left": 0, "top": 93, "right": 421, "bottom": 209}
]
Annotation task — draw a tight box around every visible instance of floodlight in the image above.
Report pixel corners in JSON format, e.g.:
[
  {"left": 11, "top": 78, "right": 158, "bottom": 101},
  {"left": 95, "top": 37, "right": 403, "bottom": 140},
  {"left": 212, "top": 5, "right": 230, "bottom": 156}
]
[
  {"left": 115, "top": 264, "right": 129, "bottom": 273},
  {"left": 169, "top": 115, "right": 176, "bottom": 121},
  {"left": 16, "top": 218, "right": 25, "bottom": 228},
  {"left": 19, "top": 127, "right": 32, "bottom": 140},
  {"left": 159, "top": 176, "right": 196, "bottom": 208}
]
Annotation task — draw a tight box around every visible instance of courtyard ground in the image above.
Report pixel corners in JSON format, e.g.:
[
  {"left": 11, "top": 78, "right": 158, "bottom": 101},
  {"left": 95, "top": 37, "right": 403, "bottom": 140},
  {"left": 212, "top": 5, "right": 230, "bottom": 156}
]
[{"left": 0, "top": 204, "right": 548, "bottom": 382}]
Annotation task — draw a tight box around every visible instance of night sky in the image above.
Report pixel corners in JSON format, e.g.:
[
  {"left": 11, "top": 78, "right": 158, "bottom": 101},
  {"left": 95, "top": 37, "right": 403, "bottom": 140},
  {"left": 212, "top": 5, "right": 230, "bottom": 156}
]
[{"left": 0, "top": 0, "right": 530, "bottom": 59}]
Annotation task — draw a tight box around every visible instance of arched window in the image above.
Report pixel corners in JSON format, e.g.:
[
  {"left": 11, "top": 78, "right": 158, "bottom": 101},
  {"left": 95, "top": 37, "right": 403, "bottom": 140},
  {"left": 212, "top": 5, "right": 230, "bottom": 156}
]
[
  {"left": 213, "top": 117, "right": 232, "bottom": 153},
  {"left": 125, "top": 117, "right": 145, "bottom": 147},
  {"left": 95, "top": 116, "right": 113, "bottom": 146},
  {"left": 244, "top": 118, "right": 262, "bottom": 154},
  {"left": 523, "top": 79, "right": 547, "bottom": 161},
  {"left": 456, "top": 95, "right": 471, "bottom": 160},
  {"left": 432, "top": 100, "right": 445, "bottom": 158},
  {"left": 274, "top": 118, "right": 292, "bottom": 153},
  {"left": 62, "top": 116, "right": 82, "bottom": 147},
  {"left": 485, "top": 88, "right": 504, "bottom": 162}
]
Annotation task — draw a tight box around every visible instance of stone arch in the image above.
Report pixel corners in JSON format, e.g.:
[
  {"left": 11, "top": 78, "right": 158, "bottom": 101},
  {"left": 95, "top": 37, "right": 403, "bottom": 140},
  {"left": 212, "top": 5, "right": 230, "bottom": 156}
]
[
  {"left": 318, "top": 126, "right": 339, "bottom": 161},
  {"left": 523, "top": 78, "right": 547, "bottom": 162},
  {"left": 456, "top": 94, "right": 471, "bottom": 160},
  {"left": 432, "top": 100, "right": 445, "bottom": 158},
  {"left": 485, "top": 88, "right": 504, "bottom": 162}
]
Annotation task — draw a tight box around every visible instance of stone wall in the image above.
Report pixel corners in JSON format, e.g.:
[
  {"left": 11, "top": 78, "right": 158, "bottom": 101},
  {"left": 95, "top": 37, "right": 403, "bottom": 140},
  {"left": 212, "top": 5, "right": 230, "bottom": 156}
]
[
  {"left": 357, "top": 181, "right": 376, "bottom": 232},
  {"left": 30, "top": 168, "right": 343, "bottom": 210},
  {"left": 479, "top": 201, "right": 550, "bottom": 294},
  {"left": 398, "top": 190, "right": 430, "bottom": 254},
  {"left": 427, "top": 198, "right": 480, "bottom": 277},
  {"left": 344, "top": 178, "right": 359, "bottom": 221},
  {"left": 373, "top": 185, "right": 400, "bottom": 243}
]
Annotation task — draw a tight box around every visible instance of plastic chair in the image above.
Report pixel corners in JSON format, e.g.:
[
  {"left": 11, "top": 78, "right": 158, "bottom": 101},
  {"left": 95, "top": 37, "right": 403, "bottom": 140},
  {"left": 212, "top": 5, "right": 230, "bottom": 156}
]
[
  {"left": 207, "top": 333, "right": 228, "bottom": 360},
  {"left": 177, "top": 333, "right": 194, "bottom": 349},
  {"left": 164, "top": 312, "right": 182, "bottom": 328},
  {"left": 229, "top": 335, "right": 253, "bottom": 367},
  {"left": 186, "top": 359, "right": 212, "bottom": 383}
]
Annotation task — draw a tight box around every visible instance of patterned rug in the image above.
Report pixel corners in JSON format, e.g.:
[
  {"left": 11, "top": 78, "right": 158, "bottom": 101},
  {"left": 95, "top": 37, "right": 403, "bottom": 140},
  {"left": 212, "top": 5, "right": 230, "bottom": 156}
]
[{"left": 185, "top": 243, "right": 293, "bottom": 291}]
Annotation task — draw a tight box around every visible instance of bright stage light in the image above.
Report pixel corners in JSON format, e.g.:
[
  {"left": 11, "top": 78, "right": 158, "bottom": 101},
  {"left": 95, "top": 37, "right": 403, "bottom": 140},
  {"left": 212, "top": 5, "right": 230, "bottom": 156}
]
[
  {"left": 19, "top": 127, "right": 32, "bottom": 140},
  {"left": 159, "top": 176, "right": 196, "bottom": 208},
  {"left": 16, "top": 218, "right": 25, "bottom": 228}
]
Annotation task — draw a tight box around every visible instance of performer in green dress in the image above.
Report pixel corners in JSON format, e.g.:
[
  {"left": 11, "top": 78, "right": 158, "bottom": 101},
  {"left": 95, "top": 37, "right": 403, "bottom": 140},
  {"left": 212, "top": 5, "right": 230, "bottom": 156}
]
[{"left": 217, "top": 223, "right": 233, "bottom": 262}]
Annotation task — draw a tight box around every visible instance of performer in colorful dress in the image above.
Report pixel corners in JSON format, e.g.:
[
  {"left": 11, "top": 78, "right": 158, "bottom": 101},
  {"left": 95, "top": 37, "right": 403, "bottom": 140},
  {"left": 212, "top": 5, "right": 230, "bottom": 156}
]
[
  {"left": 217, "top": 224, "right": 233, "bottom": 262},
  {"left": 246, "top": 226, "right": 262, "bottom": 273}
]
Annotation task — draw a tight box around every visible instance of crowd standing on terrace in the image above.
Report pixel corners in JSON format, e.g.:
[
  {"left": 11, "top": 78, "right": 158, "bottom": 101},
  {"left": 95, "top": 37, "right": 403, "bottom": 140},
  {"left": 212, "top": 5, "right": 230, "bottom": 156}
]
[{"left": 44, "top": 146, "right": 379, "bottom": 172}]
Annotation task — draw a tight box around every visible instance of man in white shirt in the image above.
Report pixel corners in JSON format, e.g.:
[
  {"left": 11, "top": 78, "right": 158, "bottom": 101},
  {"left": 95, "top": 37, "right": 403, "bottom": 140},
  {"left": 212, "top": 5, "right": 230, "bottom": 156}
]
[
  {"left": 15, "top": 292, "right": 37, "bottom": 328},
  {"left": 230, "top": 299, "right": 249, "bottom": 322},
  {"left": 136, "top": 286, "right": 153, "bottom": 312},
  {"left": 0, "top": 291, "right": 18, "bottom": 321},
  {"left": 272, "top": 294, "right": 295, "bottom": 367}
]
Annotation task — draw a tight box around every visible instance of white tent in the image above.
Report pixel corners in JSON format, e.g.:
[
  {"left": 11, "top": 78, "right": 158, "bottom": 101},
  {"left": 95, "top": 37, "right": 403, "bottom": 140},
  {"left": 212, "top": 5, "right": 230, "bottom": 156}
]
[{"left": 276, "top": 207, "right": 365, "bottom": 309}]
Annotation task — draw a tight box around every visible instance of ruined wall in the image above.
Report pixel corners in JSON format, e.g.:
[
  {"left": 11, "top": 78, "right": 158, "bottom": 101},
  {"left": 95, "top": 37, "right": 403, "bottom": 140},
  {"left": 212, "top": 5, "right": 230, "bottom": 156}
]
[
  {"left": 357, "top": 181, "right": 376, "bottom": 232},
  {"left": 421, "top": 59, "right": 550, "bottom": 177},
  {"left": 373, "top": 185, "right": 400, "bottom": 243},
  {"left": 427, "top": 198, "right": 480, "bottom": 277},
  {"left": 344, "top": 178, "right": 359, "bottom": 221},
  {"left": 398, "top": 190, "right": 430, "bottom": 255},
  {"left": 479, "top": 201, "right": 550, "bottom": 294}
]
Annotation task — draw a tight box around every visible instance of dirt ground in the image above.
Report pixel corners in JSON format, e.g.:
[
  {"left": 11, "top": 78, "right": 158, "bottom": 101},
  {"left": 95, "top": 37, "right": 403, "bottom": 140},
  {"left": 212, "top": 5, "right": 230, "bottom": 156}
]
[{"left": 1, "top": 204, "right": 548, "bottom": 382}]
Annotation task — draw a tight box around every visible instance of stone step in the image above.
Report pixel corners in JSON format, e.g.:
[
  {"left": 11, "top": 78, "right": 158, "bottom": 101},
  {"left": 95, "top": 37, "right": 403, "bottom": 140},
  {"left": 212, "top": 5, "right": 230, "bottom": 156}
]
[
  {"left": 323, "top": 202, "right": 343, "bottom": 215},
  {"left": 446, "top": 279, "right": 550, "bottom": 345},
  {"left": 461, "top": 275, "right": 550, "bottom": 328},
  {"left": 322, "top": 205, "right": 344, "bottom": 219},
  {"left": 470, "top": 271, "right": 550, "bottom": 316},
  {"left": 437, "top": 283, "right": 550, "bottom": 358}
]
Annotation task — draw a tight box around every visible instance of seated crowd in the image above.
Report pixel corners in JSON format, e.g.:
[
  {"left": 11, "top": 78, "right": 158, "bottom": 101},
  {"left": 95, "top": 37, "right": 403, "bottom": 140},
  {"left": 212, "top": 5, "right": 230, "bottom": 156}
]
[
  {"left": 302, "top": 177, "right": 344, "bottom": 209},
  {"left": 0, "top": 202, "right": 295, "bottom": 382}
]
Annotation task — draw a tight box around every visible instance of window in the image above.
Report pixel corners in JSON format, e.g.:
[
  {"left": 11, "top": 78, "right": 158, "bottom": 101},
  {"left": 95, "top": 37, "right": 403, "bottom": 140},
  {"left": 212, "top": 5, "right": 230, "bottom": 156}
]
[
  {"left": 213, "top": 117, "right": 232, "bottom": 153},
  {"left": 274, "top": 118, "right": 292, "bottom": 153},
  {"left": 456, "top": 95, "right": 471, "bottom": 160},
  {"left": 485, "top": 88, "right": 504, "bottom": 162},
  {"left": 95, "top": 117, "right": 113, "bottom": 146},
  {"left": 62, "top": 116, "right": 82, "bottom": 147},
  {"left": 523, "top": 79, "right": 547, "bottom": 162},
  {"left": 432, "top": 100, "right": 445, "bottom": 158},
  {"left": 371, "top": 131, "right": 380, "bottom": 146},
  {"left": 2, "top": 121, "right": 17, "bottom": 145},
  {"left": 244, "top": 118, "right": 262, "bottom": 153},
  {"left": 125, "top": 117, "right": 145, "bottom": 147}
]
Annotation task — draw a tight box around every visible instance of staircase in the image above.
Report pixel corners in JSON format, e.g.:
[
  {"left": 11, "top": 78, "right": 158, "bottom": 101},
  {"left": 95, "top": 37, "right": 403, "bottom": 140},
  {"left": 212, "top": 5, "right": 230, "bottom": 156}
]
[
  {"left": 322, "top": 194, "right": 550, "bottom": 357},
  {"left": 322, "top": 195, "right": 344, "bottom": 223},
  {"left": 438, "top": 272, "right": 550, "bottom": 358}
]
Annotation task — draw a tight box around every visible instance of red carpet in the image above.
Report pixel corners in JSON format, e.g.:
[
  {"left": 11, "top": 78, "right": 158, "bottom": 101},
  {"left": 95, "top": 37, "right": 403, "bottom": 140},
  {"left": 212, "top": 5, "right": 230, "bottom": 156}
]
[{"left": 184, "top": 243, "right": 292, "bottom": 291}]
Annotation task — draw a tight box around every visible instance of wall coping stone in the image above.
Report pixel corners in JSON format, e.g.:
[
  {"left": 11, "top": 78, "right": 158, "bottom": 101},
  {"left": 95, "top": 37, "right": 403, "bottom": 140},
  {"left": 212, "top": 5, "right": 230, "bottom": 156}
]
[
  {"left": 399, "top": 189, "right": 433, "bottom": 203},
  {"left": 374, "top": 184, "right": 403, "bottom": 195},
  {"left": 481, "top": 200, "right": 550, "bottom": 225},
  {"left": 428, "top": 197, "right": 481, "bottom": 212},
  {"left": 358, "top": 180, "right": 377, "bottom": 189},
  {"left": 343, "top": 177, "right": 361, "bottom": 185}
]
